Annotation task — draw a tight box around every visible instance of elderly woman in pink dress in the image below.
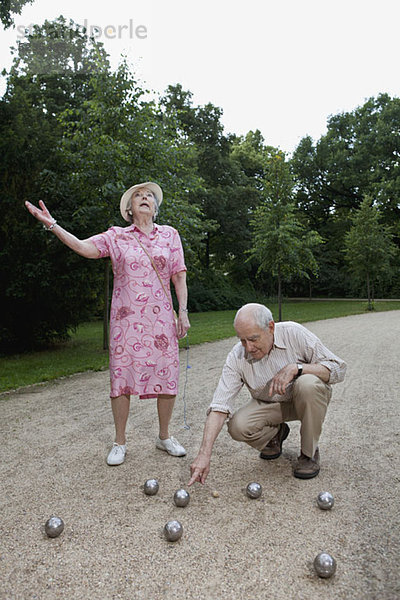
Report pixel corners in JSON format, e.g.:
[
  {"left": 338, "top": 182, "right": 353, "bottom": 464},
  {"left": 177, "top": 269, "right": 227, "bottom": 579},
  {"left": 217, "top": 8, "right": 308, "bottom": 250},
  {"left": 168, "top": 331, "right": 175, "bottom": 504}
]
[{"left": 25, "top": 182, "right": 190, "bottom": 466}]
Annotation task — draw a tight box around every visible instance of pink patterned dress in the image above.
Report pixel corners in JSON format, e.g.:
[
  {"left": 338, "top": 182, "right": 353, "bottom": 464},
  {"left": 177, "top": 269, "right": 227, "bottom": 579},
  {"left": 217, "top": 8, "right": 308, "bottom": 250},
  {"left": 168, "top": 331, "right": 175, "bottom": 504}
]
[{"left": 89, "top": 223, "right": 187, "bottom": 399}]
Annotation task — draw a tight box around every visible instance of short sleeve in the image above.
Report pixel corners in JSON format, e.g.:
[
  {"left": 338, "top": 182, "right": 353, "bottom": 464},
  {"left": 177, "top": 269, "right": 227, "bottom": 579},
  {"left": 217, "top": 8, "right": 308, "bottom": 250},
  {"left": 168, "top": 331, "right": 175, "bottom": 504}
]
[
  {"left": 169, "top": 229, "right": 187, "bottom": 276},
  {"left": 87, "top": 230, "right": 112, "bottom": 259}
]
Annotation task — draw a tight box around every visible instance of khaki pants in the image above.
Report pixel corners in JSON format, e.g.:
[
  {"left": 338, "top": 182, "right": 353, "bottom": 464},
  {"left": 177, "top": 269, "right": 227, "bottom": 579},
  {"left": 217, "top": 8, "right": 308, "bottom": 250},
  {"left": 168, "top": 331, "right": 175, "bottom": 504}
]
[{"left": 227, "top": 374, "right": 332, "bottom": 458}]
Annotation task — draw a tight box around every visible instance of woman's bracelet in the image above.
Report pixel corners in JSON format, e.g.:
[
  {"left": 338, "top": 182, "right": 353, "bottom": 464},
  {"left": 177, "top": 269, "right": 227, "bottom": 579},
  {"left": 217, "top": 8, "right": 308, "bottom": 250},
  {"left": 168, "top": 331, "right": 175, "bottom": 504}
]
[
  {"left": 43, "top": 220, "right": 58, "bottom": 231},
  {"left": 179, "top": 308, "right": 189, "bottom": 313}
]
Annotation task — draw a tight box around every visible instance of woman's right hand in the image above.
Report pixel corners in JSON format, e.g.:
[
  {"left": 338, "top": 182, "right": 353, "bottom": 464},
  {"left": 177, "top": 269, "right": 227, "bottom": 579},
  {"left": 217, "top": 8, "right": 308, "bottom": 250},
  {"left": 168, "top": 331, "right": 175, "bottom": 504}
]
[
  {"left": 25, "top": 200, "right": 100, "bottom": 258},
  {"left": 25, "top": 200, "right": 56, "bottom": 229}
]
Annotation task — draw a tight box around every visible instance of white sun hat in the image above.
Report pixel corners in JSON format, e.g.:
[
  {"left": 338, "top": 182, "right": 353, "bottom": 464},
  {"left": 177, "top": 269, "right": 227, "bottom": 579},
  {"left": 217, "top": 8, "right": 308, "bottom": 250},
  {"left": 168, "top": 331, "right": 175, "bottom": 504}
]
[{"left": 120, "top": 181, "right": 163, "bottom": 222}]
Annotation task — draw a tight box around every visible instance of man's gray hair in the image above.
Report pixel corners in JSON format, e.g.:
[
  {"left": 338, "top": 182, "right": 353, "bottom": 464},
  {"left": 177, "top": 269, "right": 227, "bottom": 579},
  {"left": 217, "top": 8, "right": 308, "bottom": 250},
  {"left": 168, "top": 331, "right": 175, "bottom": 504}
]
[{"left": 234, "top": 303, "right": 273, "bottom": 330}]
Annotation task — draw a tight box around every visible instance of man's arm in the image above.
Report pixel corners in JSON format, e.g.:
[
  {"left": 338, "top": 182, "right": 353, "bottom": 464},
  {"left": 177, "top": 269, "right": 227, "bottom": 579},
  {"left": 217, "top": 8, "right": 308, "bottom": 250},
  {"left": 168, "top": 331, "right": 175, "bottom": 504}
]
[
  {"left": 189, "top": 346, "right": 244, "bottom": 486},
  {"left": 269, "top": 362, "right": 330, "bottom": 396},
  {"left": 188, "top": 411, "right": 228, "bottom": 486},
  {"left": 268, "top": 323, "right": 346, "bottom": 396}
]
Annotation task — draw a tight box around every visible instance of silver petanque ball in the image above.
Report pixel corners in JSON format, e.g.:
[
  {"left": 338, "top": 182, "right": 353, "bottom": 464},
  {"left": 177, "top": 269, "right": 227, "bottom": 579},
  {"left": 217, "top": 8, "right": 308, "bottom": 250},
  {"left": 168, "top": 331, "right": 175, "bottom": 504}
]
[
  {"left": 317, "top": 491, "right": 335, "bottom": 510},
  {"left": 45, "top": 516, "right": 64, "bottom": 538},
  {"left": 143, "top": 478, "right": 159, "bottom": 496},
  {"left": 173, "top": 488, "right": 190, "bottom": 507},
  {"left": 246, "top": 482, "right": 262, "bottom": 499},
  {"left": 164, "top": 519, "right": 183, "bottom": 542},
  {"left": 313, "top": 552, "right": 337, "bottom": 578}
]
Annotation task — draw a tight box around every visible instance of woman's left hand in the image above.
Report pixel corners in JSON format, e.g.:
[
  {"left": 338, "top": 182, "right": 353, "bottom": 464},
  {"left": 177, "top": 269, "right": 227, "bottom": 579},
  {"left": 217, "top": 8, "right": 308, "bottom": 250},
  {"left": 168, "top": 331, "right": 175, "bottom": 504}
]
[{"left": 177, "top": 311, "right": 190, "bottom": 339}]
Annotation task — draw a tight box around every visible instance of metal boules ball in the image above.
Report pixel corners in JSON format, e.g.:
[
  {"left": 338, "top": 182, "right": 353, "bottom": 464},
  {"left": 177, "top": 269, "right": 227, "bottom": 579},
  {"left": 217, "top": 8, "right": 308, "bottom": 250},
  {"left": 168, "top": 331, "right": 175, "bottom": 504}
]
[
  {"left": 313, "top": 552, "right": 337, "bottom": 578},
  {"left": 246, "top": 482, "right": 262, "bottom": 499},
  {"left": 143, "top": 478, "right": 159, "bottom": 496},
  {"left": 173, "top": 488, "right": 190, "bottom": 507},
  {"left": 45, "top": 516, "right": 64, "bottom": 538},
  {"left": 317, "top": 491, "right": 335, "bottom": 510},
  {"left": 164, "top": 519, "right": 183, "bottom": 542}
]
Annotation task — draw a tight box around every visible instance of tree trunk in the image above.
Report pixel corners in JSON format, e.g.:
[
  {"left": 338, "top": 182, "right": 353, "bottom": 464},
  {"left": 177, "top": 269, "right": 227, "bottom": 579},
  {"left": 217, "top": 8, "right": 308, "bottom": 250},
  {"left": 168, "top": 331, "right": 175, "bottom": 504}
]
[
  {"left": 205, "top": 232, "right": 210, "bottom": 270},
  {"left": 309, "top": 278, "right": 312, "bottom": 301},
  {"left": 103, "top": 261, "right": 110, "bottom": 350},
  {"left": 278, "top": 270, "right": 282, "bottom": 322},
  {"left": 366, "top": 271, "right": 372, "bottom": 311}
]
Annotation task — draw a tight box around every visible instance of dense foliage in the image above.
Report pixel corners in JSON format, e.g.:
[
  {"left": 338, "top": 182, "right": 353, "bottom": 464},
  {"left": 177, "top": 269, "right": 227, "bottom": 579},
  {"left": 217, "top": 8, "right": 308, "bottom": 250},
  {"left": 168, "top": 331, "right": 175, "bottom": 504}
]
[
  {"left": 0, "top": 0, "right": 34, "bottom": 29},
  {"left": 1, "top": 18, "right": 399, "bottom": 351},
  {"left": 291, "top": 94, "right": 400, "bottom": 297},
  {"left": 344, "top": 197, "right": 397, "bottom": 309}
]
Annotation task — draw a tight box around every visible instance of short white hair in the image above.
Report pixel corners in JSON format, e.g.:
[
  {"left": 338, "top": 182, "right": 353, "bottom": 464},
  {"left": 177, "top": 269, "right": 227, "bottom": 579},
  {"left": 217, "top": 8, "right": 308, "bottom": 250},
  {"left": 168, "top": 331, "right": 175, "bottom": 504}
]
[{"left": 234, "top": 303, "right": 273, "bottom": 330}]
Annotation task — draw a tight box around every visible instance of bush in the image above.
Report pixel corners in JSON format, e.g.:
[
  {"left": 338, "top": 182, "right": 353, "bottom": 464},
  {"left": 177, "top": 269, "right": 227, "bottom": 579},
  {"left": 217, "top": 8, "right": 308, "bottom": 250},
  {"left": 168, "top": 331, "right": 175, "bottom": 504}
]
[{"left": 187, "top": 273, "right": 267, "bottom": 312}]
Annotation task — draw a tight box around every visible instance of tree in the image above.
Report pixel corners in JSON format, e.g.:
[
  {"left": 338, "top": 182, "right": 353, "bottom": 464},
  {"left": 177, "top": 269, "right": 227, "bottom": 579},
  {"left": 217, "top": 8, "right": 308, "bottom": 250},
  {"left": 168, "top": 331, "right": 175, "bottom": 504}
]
[
  {"left": 249, "top": 153, "right": 322, "bottom": 320},
  {"left": 0, "top": 0, "right": 34, "bottom": 29},
  {"left": 162, "top": 86, "right": 283, "bottom": 307},
  {"left": 161, "top": 85, "right": 245, "bottom": 273},
  {"left": 291, "top": 94, "right": 400, "bottom": 297},
  {"left": 227, "top": 131, "right": 277, "bottom": 285},
  {"left": 344, "top": 197, "right": 397, "bottom": 309},
  {"left": 0, "top": 18, "right": 113, "bottom": 350}
]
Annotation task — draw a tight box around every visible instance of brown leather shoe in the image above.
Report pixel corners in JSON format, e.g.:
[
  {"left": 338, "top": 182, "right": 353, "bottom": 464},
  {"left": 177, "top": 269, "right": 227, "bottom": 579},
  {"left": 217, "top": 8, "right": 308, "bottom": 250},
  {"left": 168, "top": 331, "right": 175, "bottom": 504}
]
[
  {"left": 259, "top": 423, "right": 290, "bottom": 460},
  {"left": 293, "top": 448, "right": 320, "bottom": 479}
]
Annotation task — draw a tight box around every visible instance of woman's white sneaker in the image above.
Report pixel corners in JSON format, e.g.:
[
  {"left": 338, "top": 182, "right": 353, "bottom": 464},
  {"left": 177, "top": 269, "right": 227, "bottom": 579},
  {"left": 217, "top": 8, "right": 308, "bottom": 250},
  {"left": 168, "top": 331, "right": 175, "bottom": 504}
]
[
  {"left": 156, "top": 436, "right": 186, "bottom": 457},
  {"left": 107, "top": 443, "right": 126, "bottom": 465}
]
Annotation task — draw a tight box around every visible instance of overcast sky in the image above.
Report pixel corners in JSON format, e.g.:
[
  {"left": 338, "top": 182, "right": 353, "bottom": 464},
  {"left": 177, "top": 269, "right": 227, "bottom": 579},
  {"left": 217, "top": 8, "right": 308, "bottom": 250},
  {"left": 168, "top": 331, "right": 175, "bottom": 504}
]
[{"left": 1, "top": 0, "right": 399, "bottom": 154}]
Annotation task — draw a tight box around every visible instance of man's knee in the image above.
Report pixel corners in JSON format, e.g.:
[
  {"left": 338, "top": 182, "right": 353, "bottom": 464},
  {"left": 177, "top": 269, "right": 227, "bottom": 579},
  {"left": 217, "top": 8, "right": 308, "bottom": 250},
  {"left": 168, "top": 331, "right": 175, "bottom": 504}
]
[
  {"left": 293, "top": 374, "right": 331, "bottom": 408},
  {"left": 227, "top": 412, "right": 264, "bottom": 442},
  {"left": 227, "top": 412, "right": 276, "bottom": 445},
  {"left": 227, "top": 414, "right": 246, "bottom": 441}
]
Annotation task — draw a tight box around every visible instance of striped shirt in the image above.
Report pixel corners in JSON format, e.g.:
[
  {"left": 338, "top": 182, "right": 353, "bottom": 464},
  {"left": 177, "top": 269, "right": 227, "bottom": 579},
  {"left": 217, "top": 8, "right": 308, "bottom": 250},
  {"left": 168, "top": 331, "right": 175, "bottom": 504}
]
[{"left": 208, "top": 321, "right": 347, "bottom": 418}]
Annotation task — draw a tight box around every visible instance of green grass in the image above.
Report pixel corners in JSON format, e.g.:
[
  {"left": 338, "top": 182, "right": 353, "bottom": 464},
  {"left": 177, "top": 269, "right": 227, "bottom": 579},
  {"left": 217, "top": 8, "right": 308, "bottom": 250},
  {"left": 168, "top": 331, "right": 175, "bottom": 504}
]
[
  {"left": 1, "top": 300, "right": 399, "bottom": 394},
  {"left": 0, "top": 322, "right": 109, "bottom": 393},
  {"left": 185, "top": 300, "right": 400, "bottom": 344}
]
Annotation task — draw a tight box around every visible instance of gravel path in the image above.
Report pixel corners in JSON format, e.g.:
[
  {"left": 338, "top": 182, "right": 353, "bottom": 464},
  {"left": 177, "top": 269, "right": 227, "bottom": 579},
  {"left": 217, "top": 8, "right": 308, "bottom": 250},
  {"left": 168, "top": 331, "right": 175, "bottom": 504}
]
[{"left": 1, "top": 311, "right": 399, "bottom": 600}]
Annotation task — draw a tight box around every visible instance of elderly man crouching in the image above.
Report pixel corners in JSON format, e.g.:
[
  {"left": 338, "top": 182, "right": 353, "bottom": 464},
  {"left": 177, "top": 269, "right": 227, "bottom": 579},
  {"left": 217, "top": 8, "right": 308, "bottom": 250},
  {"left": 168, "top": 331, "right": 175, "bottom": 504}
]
[{"left": 188, "top": 303, "right": 346, "bottom": 485}]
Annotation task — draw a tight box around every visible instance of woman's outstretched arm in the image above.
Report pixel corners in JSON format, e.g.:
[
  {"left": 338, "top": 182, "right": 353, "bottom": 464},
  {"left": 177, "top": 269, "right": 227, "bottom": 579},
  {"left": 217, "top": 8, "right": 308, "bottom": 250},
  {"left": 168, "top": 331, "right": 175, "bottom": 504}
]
[{"left": 25, "top": 200, "right": 100, "bottom": 259}]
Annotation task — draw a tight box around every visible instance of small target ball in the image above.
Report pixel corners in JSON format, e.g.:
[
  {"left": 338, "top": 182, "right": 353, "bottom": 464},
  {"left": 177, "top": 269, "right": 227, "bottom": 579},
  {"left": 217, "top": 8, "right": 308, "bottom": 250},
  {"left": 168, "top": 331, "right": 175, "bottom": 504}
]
[
  {"left": 144, "top": 478, "right": 159, "bottom": 496},
  {"left": 173, "top": 488, "right": 190, "bottom": 507},
  {"left": 246, "top": 482, "right": 262, "bottom": 499},
  {"left": 164, "top": 519, "right": 183, "bottom": 542},
  {"left": 313, "top": 552, "right": 337, "bottom": 578},
  {"left": 212, "top": 490, "right": 220, "bottom": 498},
  {"left": 317, "top": 491, "right": 335, "bottom": 510},
  {"left": 45, "top": 516, "right": 64, "bottom": 538}
]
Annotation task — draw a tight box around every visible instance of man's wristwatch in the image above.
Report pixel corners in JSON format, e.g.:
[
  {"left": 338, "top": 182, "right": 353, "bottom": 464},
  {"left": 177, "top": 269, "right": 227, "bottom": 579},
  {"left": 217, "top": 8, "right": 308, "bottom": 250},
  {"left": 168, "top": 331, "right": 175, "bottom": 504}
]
[{"left": 296, "top": 363, "right": 303, "bottom": 378}]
